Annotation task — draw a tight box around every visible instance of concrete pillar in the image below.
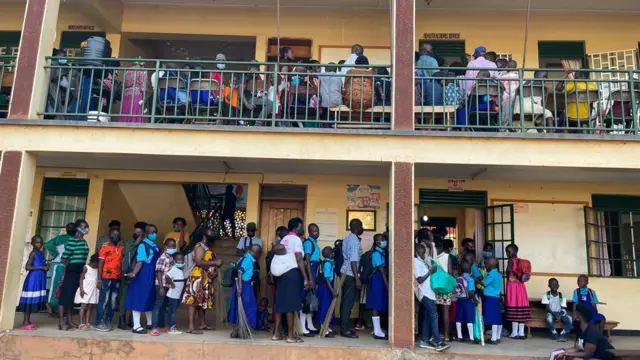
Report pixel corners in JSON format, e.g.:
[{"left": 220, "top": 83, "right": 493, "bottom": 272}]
[
  {"left": 0, "top": 151, "right": 37, "bottom": 329},
  {"left": 83, "top": 176, "right": 105, "bottom": 251},
  {"left": 8, "top": 0, "right": 61, "bottom": 119},
  {"left": 389, "top": 161, "right": 415, "bottom": 348},
  {"left": 390, "top": 0, "right": 415, "bottom": 131}
]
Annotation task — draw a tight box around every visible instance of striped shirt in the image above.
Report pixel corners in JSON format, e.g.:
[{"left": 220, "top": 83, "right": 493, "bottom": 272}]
[{"left": 61, "top": 237, "right": 89, "bottom": 265}]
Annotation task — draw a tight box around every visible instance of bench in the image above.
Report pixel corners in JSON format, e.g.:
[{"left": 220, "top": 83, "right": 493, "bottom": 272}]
[
  {"left": 329, "top": 105, "right": 456, "bottom": 129},
  {"left": 526, "top": 307, "right": 619, "bottom": 339}
]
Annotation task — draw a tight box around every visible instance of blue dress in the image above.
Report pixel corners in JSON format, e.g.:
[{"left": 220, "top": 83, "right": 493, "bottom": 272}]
[
  {"left": 314, "top": 259, "right": 336, "bottom": 324},
  {"left": 367, "top": 247, "right": 388, "bottom": 312},
  {"left": 18, "top": 251, "right": 47, "bottom": 312},
  {"left": 575, "top": 288, "right": 606, "bottom": 324},
  {"left": 229, "top": 254, "right": 258, "bottom": 328},
  {"left": 125, "top": 240, "right": 160, "bottom": 312}
]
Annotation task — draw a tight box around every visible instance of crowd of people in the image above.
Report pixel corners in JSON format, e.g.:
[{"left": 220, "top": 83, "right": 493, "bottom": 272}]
[{"left": 15, "top": 215, "right": 616, "bottom": 358}]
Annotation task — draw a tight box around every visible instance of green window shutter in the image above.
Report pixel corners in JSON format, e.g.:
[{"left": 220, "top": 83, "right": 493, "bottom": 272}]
[
  {"left": 0, "top": 31, "right": 21, "bottom": 47},
  {"left": 42, "top": 178, "right": 90, "bottom": 196},
  {"left": 419, "top": 40, "right": 466, "bottom": 63},
  {"left": 538, "top": 41, "right": 586, "bottom": 59},
  {"left": 419, "top": 189, "right": 487, "bottom": 208},
  {"left": 592, "top": 194, "right": 640, "bottom": 211},
  {"left": 60, "top": 31, "right": 106, "bottom": 49}
]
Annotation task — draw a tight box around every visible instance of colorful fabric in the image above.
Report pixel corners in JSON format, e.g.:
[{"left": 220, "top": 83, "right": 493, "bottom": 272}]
[
  {"left": 18, "top": 251, "right": 47, "bottom": 313},
  {"left": 47, "top": 262, "right": 65, "bottom": 307},
  {"left": 435, "top": 293, "right": 455, "bottom": 305},
  {"left": 98, "top": 243, "right": 123, "bottom": 279},
  {"left": 444, "top": 83, "right": 461, "bottom": 106},
  {"left": 61, "top": 237, "right": 89, "bottom": 265},
  {"left": 182, "top": 242, "right": 217, "bottom": 309},
  {"left": 343, "top": 69, "right": 374, "bottom": 111},
  {"left": 155, "top": 252, "right": 175, "bottom": 286},
  {"left": 163, "top": 231, "right": 190, "bottom": 251},
  {"left": 238, "top": 253, "right": 255, "bottom": 282},
  {"left": 136, "top": 238, "right": 157, "bottom": 263}
]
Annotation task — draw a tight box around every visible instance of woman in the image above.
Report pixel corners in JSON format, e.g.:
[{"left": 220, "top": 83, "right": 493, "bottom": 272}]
[
  {"left": 124, "top": 224, "right": 161, "bottom": 334},
  {"left": 57, "top": 219, "right": 90, "bottom": 330},
  {"left": 118, "top": 58, "right": 150, "bottom": 123},
  {"left": 182, "top": 229, "right": 222, "bottom": 334},
  {"left": 272, "top": 217, "right": 312, "bottom": 344},
  {"left": 343, "top": 56, "right": 374, "bottom": 111}
]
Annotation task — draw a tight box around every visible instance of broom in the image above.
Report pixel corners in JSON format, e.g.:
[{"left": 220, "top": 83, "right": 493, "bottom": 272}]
[
  {"left": 320, "top": 274, "right": 345, "bottom": 338},
  {"left": 234, "top": 277, "right": 253, "bottom": 340},
  {"left": 475, "top": 295, "right": 485, "bottom": 346},
  {"left": 215, "top": 274, "right": 227, "bottom": 329}
]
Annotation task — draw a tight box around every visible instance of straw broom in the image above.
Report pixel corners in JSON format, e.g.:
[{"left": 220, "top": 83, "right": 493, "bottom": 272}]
[
  {"left": 476, "top": 295, "right": 485, "bottom": 346},
  {"left": 215, "top": 274, "right": 227, "bottom": 329},
  {"left": 320, "top": 274, "right": 345, "bottom": 338},
  {"left": 234, "top": 276, "right": 253, "bottom": 340}
]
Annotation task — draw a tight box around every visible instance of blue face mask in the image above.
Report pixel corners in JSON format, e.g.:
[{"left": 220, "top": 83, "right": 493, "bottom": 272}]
[
  {"left": 174, "top": 263, "right": 185, "bottom": 269},
  {"left": 79, "top": 227, "right": 89, "bottom": 235},
  {"left": 291, "top": 76, "right": 301, "bottom": 86},
  {"left": 166, "top": 248, "right": 177, "bottom": 255},
  {"left": 58, "top": 59, "right": 67, "bottom": 65},
  {"left": 147, "top": 233, "right": 157, "bottom": 241},
  {"left": 483, "top": 251, "right": 493, "bottom": 259}
]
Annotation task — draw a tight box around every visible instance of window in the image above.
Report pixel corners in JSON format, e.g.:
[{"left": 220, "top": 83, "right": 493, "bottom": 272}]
[
  {"left": 36, "top": 178, "right": 90, "bottom": 241},
  {"left": 538, "top": 41, "right": 587, "bottom": 77},
  {"left": 419, "top": 40, "right": 466, "bottom": 64},
  {"left": 585, "top": 194, "right": 640, "bottom": 278}
]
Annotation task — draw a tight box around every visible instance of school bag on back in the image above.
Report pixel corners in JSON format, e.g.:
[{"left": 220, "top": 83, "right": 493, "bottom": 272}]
[
  {"left": 515, "top": 257, "right": 532, "bottom": 282},
  {"left": 334, "top": 240, "right": 344, "bottom": 276},
  {"left": 454, "top": 275, "right": 469, "bottom": 299},
  {"left": 358, "top": 250, "right": 375, "bottom": 284}
]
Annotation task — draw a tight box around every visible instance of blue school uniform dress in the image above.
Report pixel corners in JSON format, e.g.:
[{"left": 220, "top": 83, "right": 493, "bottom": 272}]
[
  {"left": 301, "top": 237, "right": 321, "bottom": 301},
  {"left": 456, "top": 272, "right": 476, "bottom": 324},
  {"left": 367, "top": 246, "right": 388, "bottom": 312},
  {"left": 125, "top": 238, "right": 160, "bottom": 312},
  {"left": 314, "top": 259, "right": 336, "bottom": 324},
  {"left": 482, "top": 268, "right": 503, "bottom": 325},
  {"left": 573, "top": 287, "right": 606, "bottom": 324},
  {"left": 229, "top": 253, "right": 258, "bottom": 328},
  {"left": 18, "top": 250, "right": 47, "bottom": 312}
]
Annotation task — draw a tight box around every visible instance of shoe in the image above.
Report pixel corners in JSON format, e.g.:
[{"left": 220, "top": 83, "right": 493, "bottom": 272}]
[
  {"left": 552, "top": 333, "right": 559, "bottom": 341},
  {"left": 354, "top": 324, "right": 365, "bottom": 331},
  {"left": 435, "top": 342, "right": 450, "bottom": 352},
  {"left": 488, "top": 340, "right": 499, "bottom": 345},
  {"left": 132, "top": 327, "right": 147, "bottom": 334},
  {"left": 118, "top": 315, "right": 130, "bottom": 330},
  {"left": 517, "top": 335, "right": 527, "bottom": 340},
  {"left": 325, "top": 332, "right": 336, "bottom": 338},
  {"left": 458, "top": 338, "right": 467, "bottom": 343},
  {"left": 146, "top": 325, "right": 153, "bottom": 331},
  {"left": 340, "top": 330, "right": 358, "bottom": 339},
  {"left": 418, "top": 340, "right": 436, "bottom": 350},
  {"left": 95, "top": 323, "right": 111, "bottom": 332},
  {"left": 302, "top": 332, "right": 315, "bottom": 337},
  {"left": 373, "top": 333, "right": 388, "bottom": 340},
  {"left": 558, "top": 336, "right": 567, "bottom": 342},
  {"left": 168, "top": 326, "right": 183, "bottom": 335},
  {"left": 472, "top": 339, "right": 481, "bottom": 344}
]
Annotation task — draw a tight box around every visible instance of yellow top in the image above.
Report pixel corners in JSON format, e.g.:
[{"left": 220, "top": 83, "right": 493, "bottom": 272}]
[
  {"left": 163, "top": 230, "right": 191, "bottom": 251},
  {"left": 565, "top": 81, "right": 598, "bottom": 120}
]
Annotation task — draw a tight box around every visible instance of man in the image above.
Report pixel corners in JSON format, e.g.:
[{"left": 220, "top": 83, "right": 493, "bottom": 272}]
[
  {"left": 211, "top": 53, "right": 226, "bottom": 85},
  {"left": 340, "top": 218, "right": 364, "bottom": 338},
  {"left": 421, "top": 43, "right": 445, "bottom": 66},
  {"left": 562, "top": 304, "right": 615, "bottom": 360},
  {"left": 235, "top": 222, "right": 263, "bottom": 256},
  {"left": 95, "top": 220, "right": 121, "bottom": 252},
  {"left": 118, "top": 221, "right": 147, "bottom": 330},
  {"left": 218, "top": 185, "right": 237, "bottom": 240},
  {"left": 163, "top": 217, "right": 190, "bottom": 251},
  {"left": 341, "top": 44, "right": 364, "bottom": 77},
  {"left": 45, "top": 222, "right": 76, "bottom": 313},
  {"left": 416, "top": 44, "right": 439, "bottom": 78},
  {"left": 465, "top": 46, "right": 498, "bottom": 95}
]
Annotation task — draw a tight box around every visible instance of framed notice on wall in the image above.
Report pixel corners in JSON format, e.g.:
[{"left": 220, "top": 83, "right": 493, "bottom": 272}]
[{"left": 346, "top": 209, "right": 377, "bottom": 231}]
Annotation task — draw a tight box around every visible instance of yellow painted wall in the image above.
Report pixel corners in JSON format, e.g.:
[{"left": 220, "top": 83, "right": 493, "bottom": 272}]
[
  {"left": 0, "top": 4, "right": 24, "bottom": 31},
  {"left": 97, "top": 180, "right": 137, "bottom": 240}
]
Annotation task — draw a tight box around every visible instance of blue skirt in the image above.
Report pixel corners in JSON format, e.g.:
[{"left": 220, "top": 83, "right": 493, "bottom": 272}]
[
  {"left": 229, "top": 281, "right": 257, "bottom": 329},
  {"left": 18, "top": 269, "right": 47, "bottom": 313},
  {"left": 314, "top": 278, "right": 335, "bottom": 325},
  {"left": 367, "top": 270, "right": 388, "bottom": 312},
  {"left": 483, "top": 296, "right": 502, "bottom": 325},
  {"left": 456, "top": 297, "right": 475, "bottom": 324},
  {"left": 125, "top": 260, "right": 156, "bottom": 312}
]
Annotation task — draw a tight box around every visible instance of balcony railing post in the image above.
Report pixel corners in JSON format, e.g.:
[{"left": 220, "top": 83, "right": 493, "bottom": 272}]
[
  {"left": 271, "top": 62, "right": 278, "bottom": 127},
  {"left": 150, "top": 59, "right": 159, "bottom": 124},
  {"left": 519, "top": 68, "right": 524, "bottom": 133},
  {"left": 631, "top": 71, "right": 638, "bottom": 135}
]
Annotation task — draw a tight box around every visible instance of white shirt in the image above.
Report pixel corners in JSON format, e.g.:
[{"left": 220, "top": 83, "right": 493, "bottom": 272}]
[
  {"left": 340, "top": 53, "right": 359, "bottom": 84},
  {"left": 414, "top": 257, "right": 436, "bottom": 301},
  {"left": 151, "top": 70, "right": 166, "bottom": 92},
  {"left": 280, "top": 234, "right": 303, "bottom": 255},
  {"left": 166, "top": 266, "right": 185, "bottom": 299},
  {"left": 542, "top": 292, "right": 567, "bottom": 313},
  {"left": 236, "top": 236, "right": 263, "bottom": 250}
]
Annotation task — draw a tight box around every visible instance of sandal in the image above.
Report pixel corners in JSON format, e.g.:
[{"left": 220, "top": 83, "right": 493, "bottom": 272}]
[
  {"left": 77, "top": 324, "right": 87, "bottom": 331},
  {"left": 186, "top": 329, "right": 203, "bottom": 335},
  {"left": 149, "top": 329, "right": 160, "bottom": 336},
  {"left": 354, "top": 324, "right": 365, "bottom": 331},
  {"left": 198, "top": 325, "right": 214, "bottom": 331},
  {"left": 19, "top": 324, "right": 36, "bottom": 331},
  {"left": 286, "top": 337, "right": 304, "bottom": 344},
  {"left": 271, "top": 335, "right": 285, "bottom": 341}
]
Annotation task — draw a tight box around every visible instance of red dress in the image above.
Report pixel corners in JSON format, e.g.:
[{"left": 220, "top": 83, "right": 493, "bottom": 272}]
[{"left": 505, "top": 258, "right": 531, "bottom": 322}]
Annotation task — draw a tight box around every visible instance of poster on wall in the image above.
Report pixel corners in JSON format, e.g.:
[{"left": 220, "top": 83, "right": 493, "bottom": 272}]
[
  {"left": 207, "top": 183, "right": 248, "bottom": 208},
  {"left": 347, "top": 184, "right": 381, "bottom": 209}
]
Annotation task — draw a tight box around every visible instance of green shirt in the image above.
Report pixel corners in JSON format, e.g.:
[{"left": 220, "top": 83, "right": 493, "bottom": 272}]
[
  {"left": 44, "top": 234, "right": 73, "bottom": 262},
  {"left": 61, "top": 237, "right": 89, "bottom": 265}
]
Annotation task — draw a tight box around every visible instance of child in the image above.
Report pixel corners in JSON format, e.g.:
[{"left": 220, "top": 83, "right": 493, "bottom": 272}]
[
  {"left": 96, "top": 228, "right": 123, "bottom": 331},
  {"left": 434, "top": 238, "right": 454, "bottom": 342},
  {"left": 164, "top": 252, "right": 185, "bottom": 335},
  {"left": 223, "top": 75, "right": 241, "bottom": 119},
  {"left": 415, "top": 243, "right": 449, "bottom": 351},
  {"left": 18, "top": 235, "right": 48, "bottom": 330},
  {"left": 543, "top": 277, "right": 572, "bottom": 341},
  {"left": 301, "top": 223, "right": 321, "bottom": 336},
  {"left": 314, "top": 246, "right": 337, "bottom": 337},
  {"left": 375, "top": 67, "right": 392, "bottom": 106},
  {"left": 257, "top": 298, "right": 271, "bottom": 331},
  {"left": 229, "top": 244, "right": 262, "bottom": 338},
  {"left": 482, "top": 257, "right": 503, "bottom": 344},
  {"left": 367, "top": 233, "right": 389, "bottom": 340},
  {"left": 75, "top": 253, "right": 99, "bottom": 330},
  {"left": 505, "top": 244, "right": 531, "bottom": 339},
  {"left": 456, "top": 261, "right": 479, "bottom": 344},
  {"left": 572, "top": 275, "right": 606, "bottom": 332}
]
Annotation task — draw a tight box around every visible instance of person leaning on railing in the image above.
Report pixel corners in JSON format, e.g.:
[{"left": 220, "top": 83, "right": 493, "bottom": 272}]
[
  {"left": 343, "top": 56, "right": 374, "bottom": 111},
  {"left": 555, "top": 70, "right": 598, "bottom": 128}
]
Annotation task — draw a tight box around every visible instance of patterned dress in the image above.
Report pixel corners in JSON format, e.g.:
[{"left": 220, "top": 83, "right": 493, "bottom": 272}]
[{"left": 182, "top": 242, "right": 217, "bottom": 309}]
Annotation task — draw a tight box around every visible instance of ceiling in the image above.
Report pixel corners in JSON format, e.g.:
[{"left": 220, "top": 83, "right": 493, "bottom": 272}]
[{"left": 35, "top": 152, "right": 640, "bottom": 184}]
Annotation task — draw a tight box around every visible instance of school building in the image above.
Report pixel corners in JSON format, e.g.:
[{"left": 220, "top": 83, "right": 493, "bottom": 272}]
[{"left": 1, "top": 0, "right": 640, "bottom": 358}]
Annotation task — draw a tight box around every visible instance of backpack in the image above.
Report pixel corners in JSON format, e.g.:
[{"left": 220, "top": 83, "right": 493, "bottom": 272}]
[
  {"left": 303, "top": 238, "right": 317, "bottom": 258},
  {"left": 131, "top": 241, "right": 152, "bottom": 270},
  {"left": 515, "top": 257, "right": 532, "bottom": 282},
  {"left": 454, "top": 276, "right": 469, "bottom": 299},
  {"left": 223, "top": 256, "right": 259, "bottom": 288},
  {"left": 334, "top": 241, "right": 344, "bottom": 277},
  {"left": 546, "top": 291, "right": 564, "bottom": 305},
  {"left": 317, "top": 259, "right": 333, "bottom": 280},
  {"left": 358, "top": 249, "right": 383, "bottom": 284}
]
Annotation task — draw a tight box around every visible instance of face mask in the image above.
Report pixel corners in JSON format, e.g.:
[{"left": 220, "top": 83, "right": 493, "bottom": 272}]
[
  {"left": 217, "top": 63, "right": 225, "bottom": 70},
  {"left": 147, "top": 233, "right": 157, "bottom": 241},
  {"left": 483, "top": 251, "right": 493, "bottom": 259},
  {"left": 110, "top": 236, "right": 120, "bottom": 243},
  {"left": 133, "top": 232, "right": 140, "bottom": 240},
  {"left": 166, "top": 248, "right": 177, "bottom": 255},
  {"left": 173, "top": 225, "right": 180, "bottom": 231},
  {"left": 79, "top": 227, "right": 89, "bottom": 235},
  {"left": 379, "top": 241, "right": 388, "bottom": 249},
  {"left": 291, "top": 76, "right": 301, "bottom": 86},
  {"left": 58, "top": 59, "right": 67, "bottom": 65},
  {"left": 174, "top": 263, "right": 185, "bottom": 269}
]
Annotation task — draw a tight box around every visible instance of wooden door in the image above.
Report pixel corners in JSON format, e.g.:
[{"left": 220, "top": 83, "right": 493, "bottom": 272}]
[{"left": 258, "top": 200, "right": 305, "bottom": 299}]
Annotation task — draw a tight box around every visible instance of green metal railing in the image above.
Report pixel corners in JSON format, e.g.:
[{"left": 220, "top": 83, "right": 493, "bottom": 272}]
[
  {"left": 0, "top": 55, "right": 16, "bottom": 118},
  {"left": 416, "top": 66, "right": 640, "bottom": 134},
  {"left": 40, "top": 57, "right": 392, "bottom": 128}
]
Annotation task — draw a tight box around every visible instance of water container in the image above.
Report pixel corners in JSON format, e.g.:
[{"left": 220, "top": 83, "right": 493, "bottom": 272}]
[{"left": 80, "top": 37, "right": 112, "bottom": 66}]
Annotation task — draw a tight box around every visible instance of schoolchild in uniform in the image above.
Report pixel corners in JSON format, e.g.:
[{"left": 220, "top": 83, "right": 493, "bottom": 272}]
[
  {"left": 482, "top": 257, "right": 503, "bottom": 344},
  {"left": 456, "top": 261, "right": 479, "bottom": 344},
  {"left": 314, "top": 246, "right": 337, "bottom": 337},
  {"left": 367, "top": 234, "right": 389, "bottom": 340},
  {"left": 573, "top": 275, "right": 606, "bottom": 332},
  {"left": 229, "top": 244, "right": 262, "bottom": 334},
  {"left": 301, "top": 223, "right": 321, "bottom": 335}
]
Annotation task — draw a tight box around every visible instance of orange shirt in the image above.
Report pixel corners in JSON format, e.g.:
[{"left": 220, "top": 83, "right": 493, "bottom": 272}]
[
  {"left": 98, "top": 243, "right": 124, "bottom": 279},
  {"left": 224, "top": 86, "right": 239, "bottom": 107}
]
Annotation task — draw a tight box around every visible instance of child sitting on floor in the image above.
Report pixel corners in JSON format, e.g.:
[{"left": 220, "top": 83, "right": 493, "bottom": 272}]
[
  {"left": 257, "top": 297, "right": 271, "bottom": 331},
  {"left": 543, "top": 277, "right": 572, "bottom": 342},
  {"left": 573, "top": 275, "right": 606, "bottom": 332}
]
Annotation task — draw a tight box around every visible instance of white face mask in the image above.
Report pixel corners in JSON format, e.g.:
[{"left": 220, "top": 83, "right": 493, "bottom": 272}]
[
  {"left": 217, "top": 63, "right": 226, "bottom": 70},
  {"left": 379, "top": 241, "right": 388, "bottom": 249}
]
